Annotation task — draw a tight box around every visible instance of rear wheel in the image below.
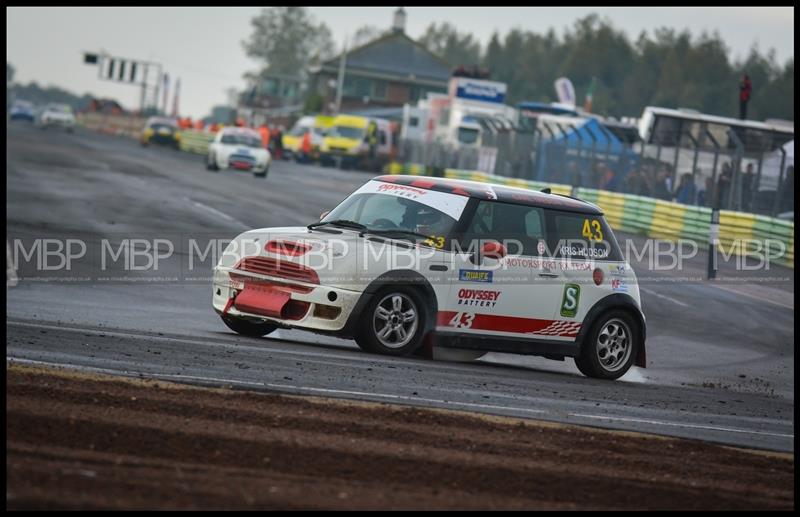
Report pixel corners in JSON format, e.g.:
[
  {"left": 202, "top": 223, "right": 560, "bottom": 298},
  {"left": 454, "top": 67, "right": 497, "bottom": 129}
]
[
  {"left": 355, "top": 288, "right": 426, "bottom": 356},
  {"left": 221, "top": 315, "right": 277, "bottom": 338},
  {"left": 254, "top": 167, "right": 268, "bottom": 178},
  {"left": 574, "top": 310, "right": 638, "bottom": 380}
]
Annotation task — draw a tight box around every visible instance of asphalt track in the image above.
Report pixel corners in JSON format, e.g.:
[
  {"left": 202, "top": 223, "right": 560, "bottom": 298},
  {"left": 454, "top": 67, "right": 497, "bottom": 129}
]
[{"left": 6, "top": 124, "right": 795, "bottom": 452}]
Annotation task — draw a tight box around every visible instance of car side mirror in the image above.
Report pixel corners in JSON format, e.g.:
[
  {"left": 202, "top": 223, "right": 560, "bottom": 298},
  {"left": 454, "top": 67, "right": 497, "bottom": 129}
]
[
  {"left": 481, "top": 240, "right": 507, "bottom": 260},
  {"left": 319, "top": 210, "right": 330, "bottom": 221}
]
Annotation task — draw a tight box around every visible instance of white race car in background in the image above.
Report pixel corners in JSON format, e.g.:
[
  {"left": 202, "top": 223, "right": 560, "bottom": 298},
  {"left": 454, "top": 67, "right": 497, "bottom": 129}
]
[
  {"left": 206, "top": 127, "right": 271, "bottom": 178},
  {"left": 36, "top": 103, "right": 76, "bottom": 131}
]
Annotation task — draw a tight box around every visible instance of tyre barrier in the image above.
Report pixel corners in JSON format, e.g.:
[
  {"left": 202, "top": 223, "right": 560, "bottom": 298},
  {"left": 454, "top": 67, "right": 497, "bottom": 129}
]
[
  {"left": 387, "top": 162, "right": 794, "bottom": 268},
  {"left": 178, "top": 130, "right": 215, "bottom": 155}
]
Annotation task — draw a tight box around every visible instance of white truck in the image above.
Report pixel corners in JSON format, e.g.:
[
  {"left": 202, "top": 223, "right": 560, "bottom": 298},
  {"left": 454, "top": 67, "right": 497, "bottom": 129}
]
[{"left": 401, "top": 77, "right": 517, "bottom": 148}]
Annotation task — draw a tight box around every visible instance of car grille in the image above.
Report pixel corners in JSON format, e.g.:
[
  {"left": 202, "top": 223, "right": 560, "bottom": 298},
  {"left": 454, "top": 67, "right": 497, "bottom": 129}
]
[
  {"left": 235, "top": 256, "right": 319, "bottom": 285},
  {"left": 230, "top": 154, "right": 255, "bottom": 163}
]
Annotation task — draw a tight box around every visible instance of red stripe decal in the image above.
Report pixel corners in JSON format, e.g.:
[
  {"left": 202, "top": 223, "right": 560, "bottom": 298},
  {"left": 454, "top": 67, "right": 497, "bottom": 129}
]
[{"left": 437, "top": 311, "right": 581, "bottom": 337}]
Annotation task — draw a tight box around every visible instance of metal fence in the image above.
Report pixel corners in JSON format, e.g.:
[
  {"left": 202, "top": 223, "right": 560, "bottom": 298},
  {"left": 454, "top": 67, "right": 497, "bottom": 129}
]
[{"left": 396, "top": 129, "right": 794, "bottom": 218}]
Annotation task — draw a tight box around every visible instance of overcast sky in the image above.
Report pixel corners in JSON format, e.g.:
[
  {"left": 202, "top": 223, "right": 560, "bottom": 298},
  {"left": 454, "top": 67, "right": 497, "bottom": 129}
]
[{"left": 6, "top": 7, "right": 794, "bottom": 119}]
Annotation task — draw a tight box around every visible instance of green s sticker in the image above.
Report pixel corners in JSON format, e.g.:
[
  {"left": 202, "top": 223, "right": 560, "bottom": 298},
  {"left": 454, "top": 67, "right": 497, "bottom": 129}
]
[{"left": 560, "top": 284, "right": 581, "bottom": 318}]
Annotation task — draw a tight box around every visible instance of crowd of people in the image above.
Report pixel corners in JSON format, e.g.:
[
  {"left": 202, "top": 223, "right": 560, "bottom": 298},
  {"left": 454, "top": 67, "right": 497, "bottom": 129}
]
[
  {"left": 552, "top": 158, "right": 794, "bottom": 214},
  {"left": 170, "top": 116, "right": 287, "bottom": 159}
]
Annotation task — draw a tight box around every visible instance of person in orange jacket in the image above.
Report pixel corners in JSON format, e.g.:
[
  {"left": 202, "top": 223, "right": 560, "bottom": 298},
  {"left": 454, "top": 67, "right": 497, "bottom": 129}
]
[
  {"left": 259, "top": 123, "right": 271, "bottom": 150},
  {"left": 299, "top": 129, "right": 313, "bottom": 163}
]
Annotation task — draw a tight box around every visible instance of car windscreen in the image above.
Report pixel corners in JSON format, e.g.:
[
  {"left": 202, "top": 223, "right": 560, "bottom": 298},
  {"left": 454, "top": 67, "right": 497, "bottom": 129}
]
[
  {"left": 221, "top": 133, "right": 262, "bottom": 148},
  {"left": 289, "top": 124, "right": 311, "bottom": 136},
  {"left": 149, "top": 123, "right": 175, "bottom": 132},
  {"left": 457, "top": 126, "right": 480, "bottom": 145},
  {"left": 322, "top": 181, "right": 469, "bottom": 246},
  {"left": 329, "top": 125, "right": 365, "bottom": 140},
  {"left": 47, "top": 104, "right": 73, "bottom": 113}
]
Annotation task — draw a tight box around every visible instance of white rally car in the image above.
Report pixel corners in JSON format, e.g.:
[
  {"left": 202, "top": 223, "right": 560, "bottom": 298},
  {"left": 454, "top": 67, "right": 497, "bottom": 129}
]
[
  {"left": 212, "top": 175, "right": 647, "bottom": 379},
  {"left": 36, "top": 103, "right": 76, "bottom": 131},
  {"left": 206, "top": 127, "right": 271, "bottom": 177}
]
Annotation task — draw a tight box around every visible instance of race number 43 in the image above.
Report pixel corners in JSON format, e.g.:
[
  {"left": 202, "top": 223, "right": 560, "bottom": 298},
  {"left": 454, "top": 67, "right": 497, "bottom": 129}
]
[{"left": 449, "top": 312, "right": 475, "bottom": 329}]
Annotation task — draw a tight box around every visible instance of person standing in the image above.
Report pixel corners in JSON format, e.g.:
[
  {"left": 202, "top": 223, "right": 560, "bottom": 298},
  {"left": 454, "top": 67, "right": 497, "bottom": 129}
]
[
  {"left": 741, "top": 162, "right": 755, "bottom": 212},
  {"left": 275, "top": 126, "right": 285, "bottom": 160},
  {"left": 258, "top": 123, "right": 271, "bottom": 151},
  {"left": 717, "top": 162, "right": 733, "bottom": 208},
  {"left": 654, "top": 167, "right": 673, "bottom": 200},
  {"left": 674, "top": 173, "right": 697, "bottom": 205},
  {"left": 739, "top": 73, "right": 752, "bottom": 120},
  {"left": 299, "top": 129, "right": 312, "bottom": 164}
]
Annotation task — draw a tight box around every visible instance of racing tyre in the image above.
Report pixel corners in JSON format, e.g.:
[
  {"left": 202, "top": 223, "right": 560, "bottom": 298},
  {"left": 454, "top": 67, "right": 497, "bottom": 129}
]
[
  {"left": 206, "top": 153, "right": 218, "bottom": 171},
  {"left": 574, "top": 310, "right": 638, "bottom": 380},
  {"left": 254, "top": 167, "right": 268, "bottom": 178},
  {"left": 220, "top": 315, "right": 277, "bottom": 338},
  {"left": 355, "top": 287, "right": 427, "bottom": 356}
]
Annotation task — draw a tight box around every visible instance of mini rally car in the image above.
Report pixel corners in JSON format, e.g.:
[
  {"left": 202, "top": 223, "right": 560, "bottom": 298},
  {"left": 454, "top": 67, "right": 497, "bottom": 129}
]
[
  {"left": 212, "top": 175, "right": 646, "bottom": 380},
  {"left": 206, "top": 127, "right": 271, "bottom": 178}
]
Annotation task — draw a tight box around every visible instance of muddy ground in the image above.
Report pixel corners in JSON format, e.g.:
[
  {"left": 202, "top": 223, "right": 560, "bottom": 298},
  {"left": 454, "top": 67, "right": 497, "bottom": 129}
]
[{"left": 6, "top": 364, "right": 794, "bottom": 510}]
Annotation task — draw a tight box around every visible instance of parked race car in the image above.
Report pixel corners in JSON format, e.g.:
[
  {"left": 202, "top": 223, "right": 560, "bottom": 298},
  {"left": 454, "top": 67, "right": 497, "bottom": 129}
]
[
  {"left": 207, "top": 127, "right": 271, "bottom": 178},
  {"left": 141, "top": 117, "right": 180, "bottom": 148},
  {"left": 36, "top": 103, "right": 76, "bottom": 131},
  {"left": 212, "top": 175, "right": 646, "bottom": 380},
  {"left": 9, "top": 100, "right": 36, "bottom": 122}
]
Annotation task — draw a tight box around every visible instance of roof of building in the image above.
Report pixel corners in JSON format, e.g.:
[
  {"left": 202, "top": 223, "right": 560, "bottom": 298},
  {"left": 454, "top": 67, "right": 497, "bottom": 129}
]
[
  {"left": 320, "top": 32, "right": 451, "bottom": 84},
  {"left": 374, "top": 175, "right": 602, "bottom": 215}
]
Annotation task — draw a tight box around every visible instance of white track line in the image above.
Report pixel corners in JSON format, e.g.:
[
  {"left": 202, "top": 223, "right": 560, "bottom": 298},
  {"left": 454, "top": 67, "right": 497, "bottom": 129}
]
[
  {"left": 8, "top": 357, "right": 791, "bottom": 442},
  {"left": 639, "top": 287, "right": 690, "bottom": 308},
  {"left": 570, "top": 413, "right": 794, "bottom": 439},
  {"left": 708, "top": 283, "right": 794, "bottom": 311},
  {"left": 183, "top": 196, "right": 248, "bottom": 229}
]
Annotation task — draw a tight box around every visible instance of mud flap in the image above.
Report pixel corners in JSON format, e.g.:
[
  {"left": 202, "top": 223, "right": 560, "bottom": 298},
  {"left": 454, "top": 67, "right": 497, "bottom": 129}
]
[{"left": 233, "top": 284, "right": 291, "bottom": 319}]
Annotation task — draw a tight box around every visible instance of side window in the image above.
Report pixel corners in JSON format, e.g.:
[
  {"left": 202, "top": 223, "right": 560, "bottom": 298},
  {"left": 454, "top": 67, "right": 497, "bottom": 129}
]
[
  {"left": 549, "top": 211, "right": 621, "bottom": 261},
  {"left": 460, "top": 200, "right": 546, "bottom": 256}
]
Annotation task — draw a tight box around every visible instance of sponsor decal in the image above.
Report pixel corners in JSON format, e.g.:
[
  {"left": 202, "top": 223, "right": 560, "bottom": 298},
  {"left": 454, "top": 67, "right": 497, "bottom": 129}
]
[
  {"left": 456, "top": 288, "right": 501, "bottom": 308},
  {"left": 454, "top": 79, "right": 507, "bottom": 104},
  {"left": 560, "top": 284, "right": 581, "bottom": 318},
  {"left": 559, "top": 245, "right": 609, "bottom": 259},
  {"left": 611, "top": 278, "right": 629, "bottom": 292},
  {"left": 609, "top": 264, "right": 626, "bottom": 276},
  {"left": 353, "top": 180, "right": 469, "bottom": 221},
  {"left": 503, "top": 257, "right": 592, "bottom": 271},
  {"left": 459, "top": 269, "right": 493, "bottom": 283},
  {"left": 438, "top": 311, "right": 581, "bottom": 337},
  {"left": 376, "top": 183, "right": 428, "bottom": 197},
  {"left": 537, "top": 241, "right": 546, "bottom": 255}
]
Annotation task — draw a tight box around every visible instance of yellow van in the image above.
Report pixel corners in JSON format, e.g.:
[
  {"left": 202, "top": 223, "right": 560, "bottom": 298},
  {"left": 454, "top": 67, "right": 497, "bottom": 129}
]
[
  {"left": 283, "top": 115, "right": 334, "bottom": 160},
  {"left": 320, "top": 115, "right": 392, "bottom": 170}
]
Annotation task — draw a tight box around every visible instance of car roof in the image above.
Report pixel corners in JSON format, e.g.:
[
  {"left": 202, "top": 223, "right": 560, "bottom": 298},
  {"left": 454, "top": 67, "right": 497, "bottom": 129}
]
[
  {"left": 147, "top": 117, "right": 177, "bottom": 126},
  {"left": 222, "top": 127, "right": 259, "bottom": 136},
  {"left": 374, "top": 175, "right": 603, "bottom": 215}
]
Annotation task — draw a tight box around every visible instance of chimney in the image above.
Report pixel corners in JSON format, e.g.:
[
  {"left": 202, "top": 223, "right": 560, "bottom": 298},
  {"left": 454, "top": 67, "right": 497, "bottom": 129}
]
[{"left": 392, "top": 7, "right": 406, "bottom": 34}]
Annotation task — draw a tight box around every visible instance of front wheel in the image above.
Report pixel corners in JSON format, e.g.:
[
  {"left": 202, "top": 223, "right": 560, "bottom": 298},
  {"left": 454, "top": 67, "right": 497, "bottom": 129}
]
[
  {"left": 574, "top": 310, "right": 638, "bottom": 380},
  {"left": 355, "top": 288, "right": 426, "bottom": 356},
  {"left": 221, "top": 315, "right": 277, "bottom": 338},
  {"left": 206, "top": 153, "right": 218, "bottom": 171},
  {"left": 254, "top": 167, "right": 268, "bottom": 178}
]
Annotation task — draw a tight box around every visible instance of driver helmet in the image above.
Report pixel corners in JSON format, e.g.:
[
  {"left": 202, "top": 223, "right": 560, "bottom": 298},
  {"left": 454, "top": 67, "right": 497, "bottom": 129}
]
[{"left": 415, "top": 207, "right": 444, "bottom": 235}]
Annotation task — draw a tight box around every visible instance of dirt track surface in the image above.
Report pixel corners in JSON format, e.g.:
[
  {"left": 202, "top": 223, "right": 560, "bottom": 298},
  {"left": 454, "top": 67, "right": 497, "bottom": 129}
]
[{"left": 6, "top": 365, "right": 794, "bottom": 510}]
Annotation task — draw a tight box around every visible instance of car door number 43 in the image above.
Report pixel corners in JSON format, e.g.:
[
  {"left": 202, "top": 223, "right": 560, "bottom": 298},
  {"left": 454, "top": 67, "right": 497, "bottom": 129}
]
[{"left": 449, "top": 312, "right": 475, "bottom": 329}]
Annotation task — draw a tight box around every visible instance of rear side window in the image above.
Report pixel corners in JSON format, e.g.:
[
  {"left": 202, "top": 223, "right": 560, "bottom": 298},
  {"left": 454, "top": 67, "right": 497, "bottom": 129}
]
[
  {"left": 548, "top": 211, "right": 622, "bottom": 261},
  {"left": 460, "top": 200, "right": 546, "bottom": 256}
]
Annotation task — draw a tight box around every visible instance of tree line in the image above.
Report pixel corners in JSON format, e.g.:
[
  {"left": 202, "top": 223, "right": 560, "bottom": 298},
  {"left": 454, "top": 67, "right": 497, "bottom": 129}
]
[{"left": 241, "top": 8, "right": 793, "bottom": 122}]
